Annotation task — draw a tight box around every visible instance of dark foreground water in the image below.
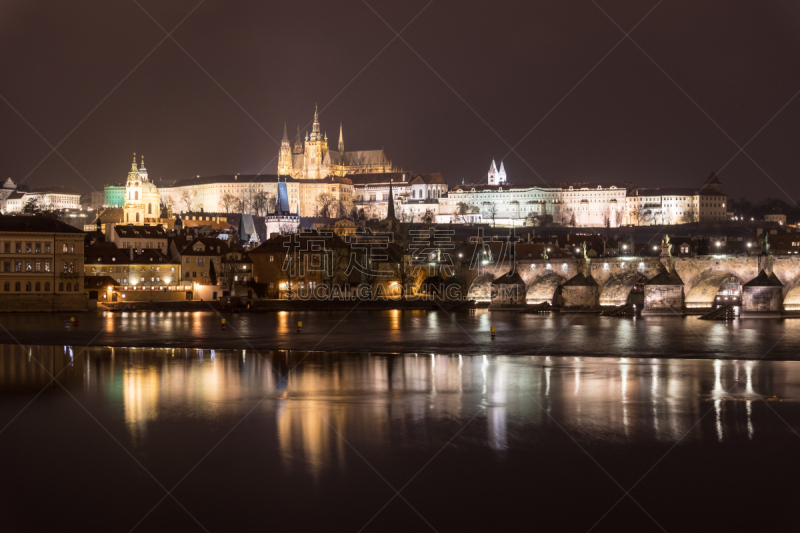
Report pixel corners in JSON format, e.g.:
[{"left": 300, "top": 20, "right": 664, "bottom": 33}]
[
  {"left": 2, "top": 345, "right": 800, "bottom": 531},
  {"left": 0, "top": 309, "right": 799, "bottom": 359}
]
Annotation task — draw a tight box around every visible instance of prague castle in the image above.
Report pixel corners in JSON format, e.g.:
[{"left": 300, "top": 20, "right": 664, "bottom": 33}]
[{"left": 277, "top": 105, "right": 394, "bottom": 179}]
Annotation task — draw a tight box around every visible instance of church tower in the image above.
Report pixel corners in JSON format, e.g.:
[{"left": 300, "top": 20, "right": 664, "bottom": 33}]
[
  {"left": 497, "top": 161, "right": 507, "bottom": 184},
  {"left": 487, "top": 159, "right": 507, "bottom": 185},
  {"left": 277, "top": 123, "right": 293, "bottom": 176},
  {"left": 338, "top": 123, "right": 344, "bottom": 153},
  {"left": 123, "top": 154, "right": 161, "bottom": 225},
  {"left": 303, "top": 105, "right": 328, "bottom": 179}
]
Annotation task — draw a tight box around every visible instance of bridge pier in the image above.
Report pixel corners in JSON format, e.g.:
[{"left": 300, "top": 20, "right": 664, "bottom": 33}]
[
  {"left": 741, "top": 270, "right": 783, "bottom": 317},
  {"left": 643, "top": 269, "right": 685, "bottom": 315},
  {"left": 561, "top": 272, "right": 599, "bottom": 308}
]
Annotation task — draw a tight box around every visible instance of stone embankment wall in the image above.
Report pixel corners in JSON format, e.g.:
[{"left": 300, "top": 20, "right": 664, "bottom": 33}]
[{"left": 0, "top": 294, "right": 87, "bottom": 312}]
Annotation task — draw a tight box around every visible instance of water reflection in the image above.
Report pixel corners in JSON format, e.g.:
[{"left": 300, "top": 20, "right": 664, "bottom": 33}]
[{"left": 2, "top": 344, "right": 800, "bottom": 479}]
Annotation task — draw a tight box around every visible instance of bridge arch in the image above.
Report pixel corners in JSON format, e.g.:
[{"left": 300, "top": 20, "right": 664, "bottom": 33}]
[
  {"left": 684, "top": 271, "right": 743, "bottom": 308},
  {"left": 781, "top": 276, "right": 800, "bottom": 310},
  {"left": 526, "top": 272, "right": 565, "bottom": 304},
  {"left": 468, "top": 273, "right": 497, "bottom": 303},
  {"left": 598, "top": 273, "right": 646, "bottom": 306}
]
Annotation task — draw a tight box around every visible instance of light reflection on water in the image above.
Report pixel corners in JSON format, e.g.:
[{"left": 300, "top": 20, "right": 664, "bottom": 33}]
[
  {"left": 4, "top": 344, "right": 800, "bottom": 531},
  {"left": 1, "top": 344, "right": 797, "bottom": 464},
  {"left": 5, "top": 310, "right": 800, "bottom": 361}
]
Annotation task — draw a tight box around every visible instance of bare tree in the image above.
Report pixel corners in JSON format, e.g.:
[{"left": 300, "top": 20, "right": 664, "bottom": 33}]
[
  {"left": 316, "top": 193, "right": 336, "bottom": 217},
  {"left": 252, "top": 191, "right": 270, "bottom": 216},
  {"left": 483, "top": 203, "right": 497, "bottom": 228},
  {"left": 234, "top": 192, "right": 249, "bottom": 214},
  {"left": 220, "top": 193, "right": 237, "bottom": 213},
  {"left": 180, "top": 189, "right": 196, "bottom": 213},
  {"left": 614, "top": 208, "right": 624, "bottom": 227}
]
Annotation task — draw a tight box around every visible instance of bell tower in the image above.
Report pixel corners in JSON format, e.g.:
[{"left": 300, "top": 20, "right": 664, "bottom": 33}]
[
  {"left": 277, "top": 123, "right": 293, "bottom": 176},
  {"left": 304, "top": 104, "right": 327, "bottom": 179}
]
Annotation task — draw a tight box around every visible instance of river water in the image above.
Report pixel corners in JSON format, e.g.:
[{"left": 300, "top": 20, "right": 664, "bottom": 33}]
[
  {"left": 1, "top": 343, "right": 800, "bottom": 531},
  {"left": 0, "top": 309, "right": 798, "bottom": 359}
]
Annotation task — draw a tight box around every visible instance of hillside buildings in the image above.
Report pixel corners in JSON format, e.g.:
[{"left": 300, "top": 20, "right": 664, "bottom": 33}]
[
  {"left": 3, "top": 184, "right": 81, "bottom": 214},
  {"left": 625, "top": 175, "right": 728, "bottom": 226},
  {"left": 442, "top": 165, "right": 728, "bottom": 227}
]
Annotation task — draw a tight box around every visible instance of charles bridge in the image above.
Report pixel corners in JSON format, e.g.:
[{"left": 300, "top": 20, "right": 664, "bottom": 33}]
[{"left": 464, "top": 252, "right": 800, "bottom": 314}]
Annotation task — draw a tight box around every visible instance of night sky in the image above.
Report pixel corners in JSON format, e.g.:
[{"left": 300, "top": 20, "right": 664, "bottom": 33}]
[{"left": 2, "top": 0, "right": 799, "bottom": 202}]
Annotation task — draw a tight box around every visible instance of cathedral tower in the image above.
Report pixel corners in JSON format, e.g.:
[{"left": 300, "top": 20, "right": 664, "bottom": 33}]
[
  {"left": 303, "top": 105, "right": 328, "bottom": 179},
  {"left": 277, "top": 123, "right": 293, "bottom": 176},
  {"left": 293, "top": 125, "right": 303, "bottom": 154},
  {"left": 338, "top": 123, "right": 344, "bottom": 153}
]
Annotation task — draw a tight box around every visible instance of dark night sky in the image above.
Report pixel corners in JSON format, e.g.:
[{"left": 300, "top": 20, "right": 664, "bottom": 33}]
[{"left": 2, "top": 0, "right": 800, "bottom": 202}]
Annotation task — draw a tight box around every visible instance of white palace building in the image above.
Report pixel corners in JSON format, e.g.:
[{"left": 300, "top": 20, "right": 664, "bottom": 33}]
[{"left": 439, "top": 161, "right": 728, "bottom": 227}]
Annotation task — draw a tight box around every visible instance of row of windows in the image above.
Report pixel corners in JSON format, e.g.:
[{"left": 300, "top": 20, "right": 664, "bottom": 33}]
[
  {"left": 3, "top": 281, "right": 79, "bottom": 292},
  {"left": 88, "top": 266, "right": 175, "bottom": 273},
  {"left": 2, "top": 243, "right": 56, "bottom": 254},
  {"left": 3, "top": 261, "right": 51, "bottom": 272}
]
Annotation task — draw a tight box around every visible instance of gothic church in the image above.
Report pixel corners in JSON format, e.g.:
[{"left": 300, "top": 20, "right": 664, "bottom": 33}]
[{"left": 277, "top": 105, "right": 394, "bottom": 179}]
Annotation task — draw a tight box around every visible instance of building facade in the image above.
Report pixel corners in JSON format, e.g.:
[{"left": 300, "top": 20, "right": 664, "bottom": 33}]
[
  {"left": 4, "top": 187, "right": 81, "bottom": 214},
  {"left": 0, "top": 215, "right": 87, "bottom": 311},
  {"left": 105, "top": 223, "right": 168, "bottom": 253},
  {"left": 443, "top": 163, "right": 728, "bottom": 228},
  {"left": 0, "top": 178, "right": 18, "bottom": 214},
  {"left": 159, "top": 175, "right": 300, "bottom": 215},
  {"left": 123, "top": 155, "right": 161, "bottom": 224},
  {"left": 104, "top": 184, "right": 126, "bottom": 208}
]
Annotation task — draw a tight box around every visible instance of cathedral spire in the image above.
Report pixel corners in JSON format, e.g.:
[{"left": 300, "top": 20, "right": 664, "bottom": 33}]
[
  {"left": 386, "top": 179, "right": 396, "bottom": 221},
  {"left": 338, "top": 123, "right": 344, "bottom": 153},
  {"left": 293, "top": 125, "right": 302, "bottom": 154},
  {"left": 278, "top": 123, "right": 293, "bottom": 176},
  {"left": 312, "top": 103, "right": 320, "bottom": 134}
]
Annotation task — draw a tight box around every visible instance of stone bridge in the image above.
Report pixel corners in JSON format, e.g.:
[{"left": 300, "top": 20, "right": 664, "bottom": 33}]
[{"left": 463, "top": 255, "right": 800, "bottom": 310}]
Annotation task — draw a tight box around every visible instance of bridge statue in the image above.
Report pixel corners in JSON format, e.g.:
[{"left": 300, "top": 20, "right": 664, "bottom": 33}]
[
  {"left": 660, "top": 234, "right": 672, "bottom": 258},
  {"left": 764, "top": 234, "right": 771, "bottom": 255},
  {"left": 582, "top": 241, "right": 588, "bottom": 260}
]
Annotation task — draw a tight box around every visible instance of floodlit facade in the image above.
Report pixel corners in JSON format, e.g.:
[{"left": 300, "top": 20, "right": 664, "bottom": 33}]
[
  {"left": 123, "top": 155, "right": 161, "bottom": 224},
  {"left": 4, "top": 186, "right": 81, "bottom": 214},
  {"left": 277, "top": 106, "right": 394, "bottom": 179},
  {"left": 0, "top": 215, "right": 87, "bottom": 311}
]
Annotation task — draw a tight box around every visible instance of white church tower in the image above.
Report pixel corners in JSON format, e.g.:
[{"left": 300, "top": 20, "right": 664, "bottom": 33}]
[{"left": 487, "top": 160, "right": 507, "bottom": 186}]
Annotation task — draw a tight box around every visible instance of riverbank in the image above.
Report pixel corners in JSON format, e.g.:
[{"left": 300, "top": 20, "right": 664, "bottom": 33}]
[
  {"left": 1, "top": 309, "right": 798, "bottom": 360},
  {"left": 99, "top": 298, "right": 476, "bottom": 313}
]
